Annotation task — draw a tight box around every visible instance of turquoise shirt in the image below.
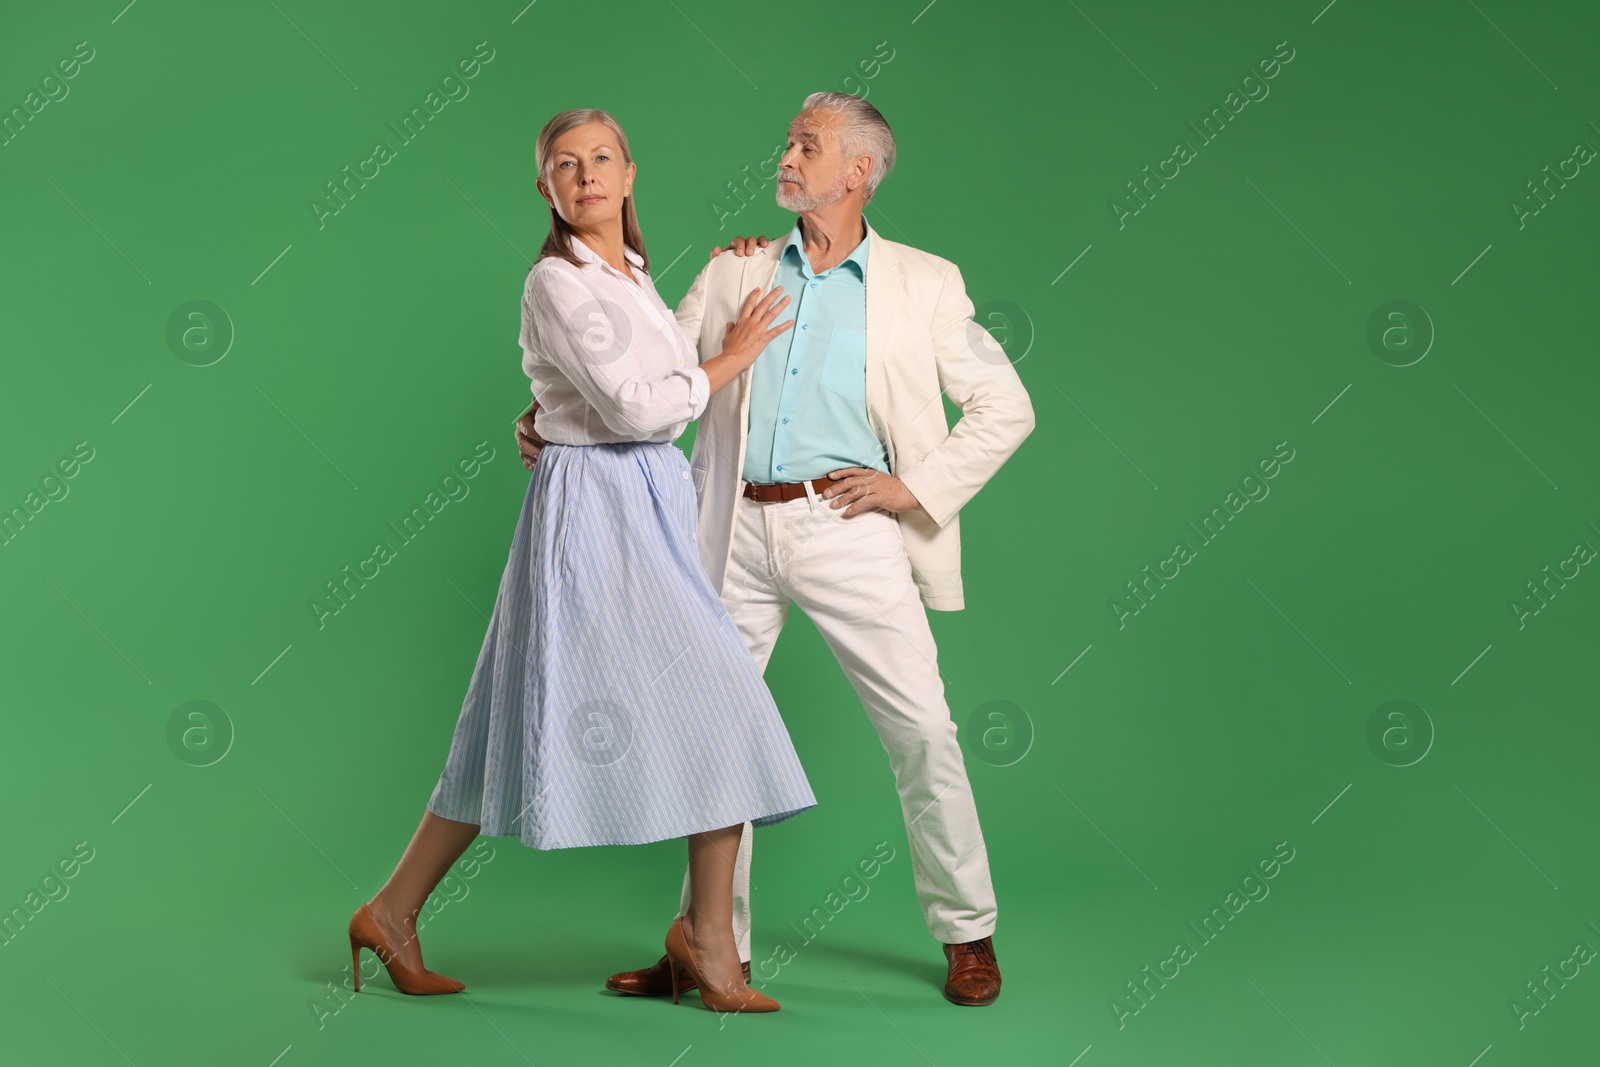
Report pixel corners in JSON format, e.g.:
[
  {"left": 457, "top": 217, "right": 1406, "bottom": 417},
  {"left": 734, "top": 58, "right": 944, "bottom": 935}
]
[{"left": 742, "top": 223, "right": 891, "bottom": 483}]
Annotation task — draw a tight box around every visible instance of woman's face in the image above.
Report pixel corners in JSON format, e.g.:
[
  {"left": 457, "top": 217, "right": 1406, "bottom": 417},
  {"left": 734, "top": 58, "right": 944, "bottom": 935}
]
[{"left": 538, "top": 121, "right": 635, "bottom": 229}]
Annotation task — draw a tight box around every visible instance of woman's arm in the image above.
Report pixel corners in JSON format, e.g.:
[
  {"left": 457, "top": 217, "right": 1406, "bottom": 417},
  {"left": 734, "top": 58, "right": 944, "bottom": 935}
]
[
  {"left": 524, "top": 263, "right": 789, "bottom": 438},
  {"left": 524, "top": 263, "right": 702, "bottom": 438},
  {"left": 695, "top": 286, "right": 792, "bottom": 395}
]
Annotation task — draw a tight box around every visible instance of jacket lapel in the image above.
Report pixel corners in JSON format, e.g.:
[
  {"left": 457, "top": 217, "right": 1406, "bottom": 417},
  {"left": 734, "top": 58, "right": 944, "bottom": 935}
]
[
  {"left": 728, "top": 244, "right": 786, "bottom": 471},
  {"left": 863, "top": 219, "right": 900, "bottom": 469}
]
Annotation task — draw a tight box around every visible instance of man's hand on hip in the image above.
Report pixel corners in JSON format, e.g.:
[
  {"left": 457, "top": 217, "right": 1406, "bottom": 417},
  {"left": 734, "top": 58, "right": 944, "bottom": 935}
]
[
  {"left": 515, "top": 402, "right": 546, "bottom": 471},
  {"left": 822, "top": 467, "right": 921, "bottom": 517}
]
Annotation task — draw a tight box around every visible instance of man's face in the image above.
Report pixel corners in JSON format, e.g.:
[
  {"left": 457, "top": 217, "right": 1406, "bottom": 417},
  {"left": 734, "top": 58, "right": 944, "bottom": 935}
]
[{"left": 775, "top": 108, "right": 850, "bottom": 212}]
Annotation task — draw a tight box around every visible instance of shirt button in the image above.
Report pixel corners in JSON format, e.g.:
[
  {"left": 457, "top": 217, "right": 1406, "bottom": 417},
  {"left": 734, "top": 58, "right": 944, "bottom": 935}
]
[
  {"left": 790, "top": 368, "right": 798, "bottom": 375},
  {"left": 781, "top": 418, "right": 789, "bottom": 424},
  {"left": 776, "top": 465, "right": 784, "bottom": 471},
  {"left": 681, "top": 470, "right": 690, "bottom": 480},
  {"left": 801, "top": 323, "right": 808, "bottom": 330},
  {"left": 809, "top": 282, "right": 816, "bottom": 289}
]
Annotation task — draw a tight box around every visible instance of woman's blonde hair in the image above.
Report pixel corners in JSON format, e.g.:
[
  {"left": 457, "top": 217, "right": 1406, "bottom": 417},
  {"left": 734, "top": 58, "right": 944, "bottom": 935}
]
[{"left": 533, "top": 108, "right": 649, "bottom": 272}]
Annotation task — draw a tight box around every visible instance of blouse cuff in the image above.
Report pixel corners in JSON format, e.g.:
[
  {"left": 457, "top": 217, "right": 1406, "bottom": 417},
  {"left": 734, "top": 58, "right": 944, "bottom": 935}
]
[{"left": 684, "top": 365, "right": 711, "bottom": 420}]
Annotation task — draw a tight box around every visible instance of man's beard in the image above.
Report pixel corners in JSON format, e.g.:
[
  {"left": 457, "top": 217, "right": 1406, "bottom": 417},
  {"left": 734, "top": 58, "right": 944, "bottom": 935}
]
[{"left": 775, "top": 173, "right": 845, "bottom": 211}]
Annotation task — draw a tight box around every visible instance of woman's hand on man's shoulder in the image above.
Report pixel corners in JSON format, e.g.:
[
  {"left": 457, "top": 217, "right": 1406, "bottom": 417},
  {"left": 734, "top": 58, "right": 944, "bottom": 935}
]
[{"left": 707, "top": 235, "right": 770, "bottom": 260}]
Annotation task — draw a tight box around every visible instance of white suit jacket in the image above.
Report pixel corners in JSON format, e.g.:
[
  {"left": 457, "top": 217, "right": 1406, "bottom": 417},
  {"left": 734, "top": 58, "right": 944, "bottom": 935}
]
[{"left": 674, "top": 219, "right": 1036, "bottom": 611}]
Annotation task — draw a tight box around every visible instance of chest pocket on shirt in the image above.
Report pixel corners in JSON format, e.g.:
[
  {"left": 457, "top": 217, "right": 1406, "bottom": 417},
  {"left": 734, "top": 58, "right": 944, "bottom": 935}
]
[{"left": 820, "top": 326, "right": 867, "bottom": 403}]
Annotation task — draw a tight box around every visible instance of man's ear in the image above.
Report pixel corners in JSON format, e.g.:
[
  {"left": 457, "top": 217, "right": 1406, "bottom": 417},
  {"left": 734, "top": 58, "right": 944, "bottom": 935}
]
[{"left": 846, "top": 154, "right": 872, "bottom": 195}]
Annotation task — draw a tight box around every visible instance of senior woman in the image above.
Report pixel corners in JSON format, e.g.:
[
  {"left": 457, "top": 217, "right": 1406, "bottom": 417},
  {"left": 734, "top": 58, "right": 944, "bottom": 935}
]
[{"left": 343, "top": 108, "right": 814, "bottom": 1014}]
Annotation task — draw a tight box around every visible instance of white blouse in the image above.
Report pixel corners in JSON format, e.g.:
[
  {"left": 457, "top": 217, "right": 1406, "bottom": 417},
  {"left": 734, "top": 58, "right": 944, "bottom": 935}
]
[{"left": 520, "top": 234, "right": 710, "bottom": 444}]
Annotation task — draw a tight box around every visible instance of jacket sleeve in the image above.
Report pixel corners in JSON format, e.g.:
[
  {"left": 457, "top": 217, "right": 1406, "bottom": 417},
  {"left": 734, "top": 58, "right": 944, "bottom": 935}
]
[
  {"left": 893, "top": 261, "right": 1036, "bottom": 529},
  {"left": 523, "top": 262, "right": 710, "bottom": 438}
]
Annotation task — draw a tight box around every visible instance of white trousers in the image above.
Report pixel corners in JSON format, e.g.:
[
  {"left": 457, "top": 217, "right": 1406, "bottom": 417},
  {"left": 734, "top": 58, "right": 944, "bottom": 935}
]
[{"left": 677, "top": 484, "right": 998, "bottom": 958}]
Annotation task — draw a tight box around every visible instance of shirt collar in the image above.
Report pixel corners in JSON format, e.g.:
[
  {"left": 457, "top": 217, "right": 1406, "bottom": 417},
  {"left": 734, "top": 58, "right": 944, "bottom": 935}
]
[
  {"left": 781, "top": 221, "right": 869, "bottom": 280},
  {"left": 567, "top": 231, "right": 645, "bottom": 274}
]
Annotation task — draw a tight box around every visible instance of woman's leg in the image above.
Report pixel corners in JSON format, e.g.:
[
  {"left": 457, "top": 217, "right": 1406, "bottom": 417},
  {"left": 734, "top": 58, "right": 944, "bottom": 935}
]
[
  {"left": 367, "top": 810, "right": 481, "bottom": 973},
  {"left": 683, "top": 823, "right": 752, "bottom": 993}
]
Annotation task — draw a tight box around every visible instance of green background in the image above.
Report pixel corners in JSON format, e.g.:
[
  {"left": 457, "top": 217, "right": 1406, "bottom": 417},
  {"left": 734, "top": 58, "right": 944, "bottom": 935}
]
[{"left": 2, "top": 0, "right": 1597, "bottom": 1064}]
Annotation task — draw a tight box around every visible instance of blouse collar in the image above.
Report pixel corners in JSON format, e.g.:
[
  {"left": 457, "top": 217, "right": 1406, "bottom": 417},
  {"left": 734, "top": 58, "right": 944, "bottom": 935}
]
[{"left": 567, "top": 231, "right": 645, "bottom": 275}]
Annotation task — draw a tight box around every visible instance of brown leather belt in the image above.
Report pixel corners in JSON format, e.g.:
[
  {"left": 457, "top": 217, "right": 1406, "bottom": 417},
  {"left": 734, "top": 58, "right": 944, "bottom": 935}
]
[{"left": 742, "top": 478, "right": 831, "bottom": 503}]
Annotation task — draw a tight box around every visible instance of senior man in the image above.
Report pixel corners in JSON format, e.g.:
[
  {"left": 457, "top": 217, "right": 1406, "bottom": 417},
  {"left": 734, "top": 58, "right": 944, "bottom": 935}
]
[{"left": 516, "top": 91, "right": 1033, "bottom": 1006}]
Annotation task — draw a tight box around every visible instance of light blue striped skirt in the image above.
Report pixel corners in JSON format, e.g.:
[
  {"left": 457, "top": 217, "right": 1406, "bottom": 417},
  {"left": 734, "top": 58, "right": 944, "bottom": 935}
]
[{"left": 426, "top": 440, "right": 816, "bottom": 849}]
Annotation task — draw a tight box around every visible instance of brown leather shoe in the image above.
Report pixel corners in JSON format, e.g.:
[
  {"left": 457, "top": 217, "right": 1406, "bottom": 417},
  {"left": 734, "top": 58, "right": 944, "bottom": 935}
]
[
  {"left": 943, "top": 936, "right": 1001, "bottom": 1005},
  {"left": 606, "top": 953, "right": 751, "bottom": 996}
]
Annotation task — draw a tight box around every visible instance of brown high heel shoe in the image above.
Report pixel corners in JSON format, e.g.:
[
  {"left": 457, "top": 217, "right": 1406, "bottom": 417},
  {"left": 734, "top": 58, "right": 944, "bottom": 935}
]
[
  {"left": 664, "top": 915, "right": 779, "bottom": 1013},
  {"left": 347, "top": 902, "right": 466, "bottom": 995}
]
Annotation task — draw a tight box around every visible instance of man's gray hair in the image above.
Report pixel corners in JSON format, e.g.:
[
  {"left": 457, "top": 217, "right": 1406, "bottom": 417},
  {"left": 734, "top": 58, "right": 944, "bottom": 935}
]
[{"left": 801, "top": 91, "right": 896, "bottom": 203}]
